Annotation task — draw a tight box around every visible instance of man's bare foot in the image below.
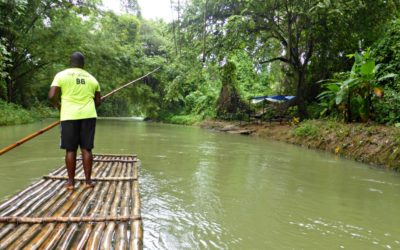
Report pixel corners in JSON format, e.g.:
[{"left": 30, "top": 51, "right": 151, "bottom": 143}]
[
  {"left": 84, "top": 181, "right": 95, "bottom": 189},
  {"left": 64, "top": 181, "right": 74, "bottom": 190}
]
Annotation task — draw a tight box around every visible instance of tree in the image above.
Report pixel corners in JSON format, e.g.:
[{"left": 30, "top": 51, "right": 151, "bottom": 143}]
[
  {"left": 120, "top": 0, "right": 141, "bottom": 16},
  {"left": 0, "top": 0, "right": 96, "bottom": 104},
  {"left": 216, "top": 61, "right": 244, "bottom": 116},
  {"left": 182, "top": 0, "right": 399, "bottom": 118}
]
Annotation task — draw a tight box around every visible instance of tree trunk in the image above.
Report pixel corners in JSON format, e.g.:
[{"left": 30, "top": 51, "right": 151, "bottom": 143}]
[
  {"left": 296, "top": 69, "right": 308, "bottom": 119},
  {"left": 216, "top": 61, "right": 244, "bottom": 118},
  {"left": 6, "top": 78, "right": 13, "bottom": 103},
  {"left": 201, "top": 0, "right": 208, "bottom": 63}
]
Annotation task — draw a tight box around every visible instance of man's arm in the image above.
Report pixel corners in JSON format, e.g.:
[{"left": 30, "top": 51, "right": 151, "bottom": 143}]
[
  {"left": 48, "top": 86, "right": 61, "bottom": 109},
  {"left": 94, "top": 91, "right": 101, "bottom": 107}
]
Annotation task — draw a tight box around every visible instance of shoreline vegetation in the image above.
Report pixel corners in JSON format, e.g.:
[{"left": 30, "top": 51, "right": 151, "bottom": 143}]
[{"left": 0, "top": 101, "right": 57, "bottom": 126}]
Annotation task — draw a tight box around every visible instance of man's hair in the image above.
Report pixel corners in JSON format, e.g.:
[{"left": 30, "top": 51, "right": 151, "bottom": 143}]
[{"left": 70, "top": 52, "right": 85, "bottom": 68}]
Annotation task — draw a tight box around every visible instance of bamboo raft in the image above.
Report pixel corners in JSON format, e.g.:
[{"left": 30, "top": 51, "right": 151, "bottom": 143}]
[{"left": 0, "top": 153, "right": 143, "bottom": 250}]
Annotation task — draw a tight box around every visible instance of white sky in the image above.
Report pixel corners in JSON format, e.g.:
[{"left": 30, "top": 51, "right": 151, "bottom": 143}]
[{"left": 102, "top": 0, "right": 174, "bottom": 22}]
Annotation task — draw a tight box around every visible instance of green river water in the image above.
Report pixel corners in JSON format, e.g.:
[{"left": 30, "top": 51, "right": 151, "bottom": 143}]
[{"left": 0, "top": 119, "right": 399, "bottom": 249}]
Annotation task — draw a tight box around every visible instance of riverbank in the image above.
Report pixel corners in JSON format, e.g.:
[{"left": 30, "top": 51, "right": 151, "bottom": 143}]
[
  {"left": 200, "top": 119, "right": 400, "bottom": 171},
  {"left": 0, "top": 101, "right": 57, "bottom": 126}
]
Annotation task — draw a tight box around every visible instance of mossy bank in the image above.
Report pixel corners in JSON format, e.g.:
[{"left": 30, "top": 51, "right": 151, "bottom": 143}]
[{"left": 200, "top": 119, "right": 400, "bottom": 171}]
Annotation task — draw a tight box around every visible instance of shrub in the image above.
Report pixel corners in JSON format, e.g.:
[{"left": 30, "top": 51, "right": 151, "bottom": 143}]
[
  {"left": 292, "top": 120, "right": 320, "bottom": 138},
  {"left": 167, "top": 114, "right": 202, "bottom": 125},
  {"left": 0, "top": 100, "right": 57, "bottom": 125}
]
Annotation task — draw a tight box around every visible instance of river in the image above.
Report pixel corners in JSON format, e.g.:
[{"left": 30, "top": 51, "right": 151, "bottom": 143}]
[{"left": 0, "top": 119, "right": 399, "bottom": 249}]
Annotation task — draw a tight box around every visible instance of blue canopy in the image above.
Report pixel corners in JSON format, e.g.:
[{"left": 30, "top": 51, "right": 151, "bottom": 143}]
[{"left": 251, "top": 95, "right": 295, "bottom": 104}]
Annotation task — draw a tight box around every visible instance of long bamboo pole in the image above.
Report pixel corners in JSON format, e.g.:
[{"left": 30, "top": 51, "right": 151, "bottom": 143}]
[
  {"left": 78, "top": 158, "right": 137, "bottom": 163},
  {"left": 0, "top": 67, "right": 160, "bottom": 156},
  {"left": 115, "top": 158, "right": 132, "bottom": 249},
  {"left": 130, "top": 160, "right": 143, "bottom": 250},
  {"left": 43, "top": 175, "right": 137, "bottom": 181},
  {"left": 0, "top": 215, "right": 142, "bottom": 224}
]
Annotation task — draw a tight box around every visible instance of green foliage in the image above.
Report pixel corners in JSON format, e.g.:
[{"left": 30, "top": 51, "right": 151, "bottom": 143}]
[
  {"left": 165, "top": 114, "right": 203, "bottom": 125},
  {"left": 374, "top": 87, "right": 400, "bottom": 124},
  {"left": 292, "top": 120, "right": 320, "bottom": 138},
  {"left": 371, "top": 19, "right": 400, "bottom": 124},
  {"left": 0, "top": 100, "right": 56, "bottom": 125},
  {"left": 318, "top": 49, "right": 396, "bottom": 122},
  {"left": 0, "top": 101, "right": 34, "bottom": 125},
  {"left": 306, "top": 103, "right": 324, "bottom": 119}
]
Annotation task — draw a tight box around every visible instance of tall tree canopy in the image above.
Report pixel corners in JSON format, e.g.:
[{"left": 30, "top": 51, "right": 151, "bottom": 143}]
[{"left": 1, "top": 0, "right": 400, "bottom": 123}]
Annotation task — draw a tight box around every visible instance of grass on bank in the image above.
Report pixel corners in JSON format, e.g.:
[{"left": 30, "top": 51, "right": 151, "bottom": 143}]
[
  {"left": 162, "top": 114, "right": 203, "bottom": 125},
  {"left": 286, "top": 119, "right": 400, "bottom": 170},
  {"left": 0, "top": 100, "right": 58, "bottom": 125}
]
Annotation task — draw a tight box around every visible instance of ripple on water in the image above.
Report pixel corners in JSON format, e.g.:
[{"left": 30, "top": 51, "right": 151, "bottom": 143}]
[
  {"left": 141, "top": 171, "right": 234, "bottom": 249},
  {"left": 289, "top": 217, "right": 399, "bottom": 249}
]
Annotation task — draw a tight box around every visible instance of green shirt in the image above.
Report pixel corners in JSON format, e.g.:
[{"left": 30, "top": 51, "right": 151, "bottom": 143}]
[{"left": 51, "top": 68, "right": 100, "bottom": 121}]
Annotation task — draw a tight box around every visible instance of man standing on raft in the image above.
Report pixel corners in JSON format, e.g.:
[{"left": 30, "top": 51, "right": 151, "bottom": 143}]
[{"left": 48, "top": 52, "right": 101, "bottom": 190}]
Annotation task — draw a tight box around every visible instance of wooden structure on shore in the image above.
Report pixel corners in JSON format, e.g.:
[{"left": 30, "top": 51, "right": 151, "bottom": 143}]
[{"left": 0, "top": 153, "right": 142, "bottom": 249}]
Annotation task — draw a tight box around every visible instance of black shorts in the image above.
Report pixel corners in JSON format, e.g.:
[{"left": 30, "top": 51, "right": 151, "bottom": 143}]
[{"left": 60, "top": 118, "right": 96, "bottom": 150}]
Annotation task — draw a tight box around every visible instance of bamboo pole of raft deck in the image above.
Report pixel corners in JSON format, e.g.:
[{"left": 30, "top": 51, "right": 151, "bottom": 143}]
[
  {"left": 86, "top": 162, "right": 125, "bottom": 249},
  {"left": 70, "top": 162, "right": 119, "bottom": 249},
  {"left": 0, "top": 67, "right": 160, "bottom": 156},
  {"left": 0, "top": 161, "right": 90, "bottom": 248},
  {"left": 57, "top": 159, "right": 112, "bottom": 250},
  {"left": 115, "top": 158, "right": 132, "bottom": 249},
  {"left": 43, "top": 175, "right": 137, "bottom": 181},
  {"left": 94, "top": 153, "right": 137, "bottom": 157},
  {"left": 0, "top": 215, "right": 141, "bottom": 224},
  {"left": 80, "top": 158, "right": 138, "bottom": 163},
  {"left": 130, "top": 160, "right": 143, "bottom": 249}
]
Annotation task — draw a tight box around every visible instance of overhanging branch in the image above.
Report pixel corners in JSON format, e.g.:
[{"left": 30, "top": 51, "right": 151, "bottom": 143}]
[{"left": 260, "top": 57, "right": 290, "bottom": 64}]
